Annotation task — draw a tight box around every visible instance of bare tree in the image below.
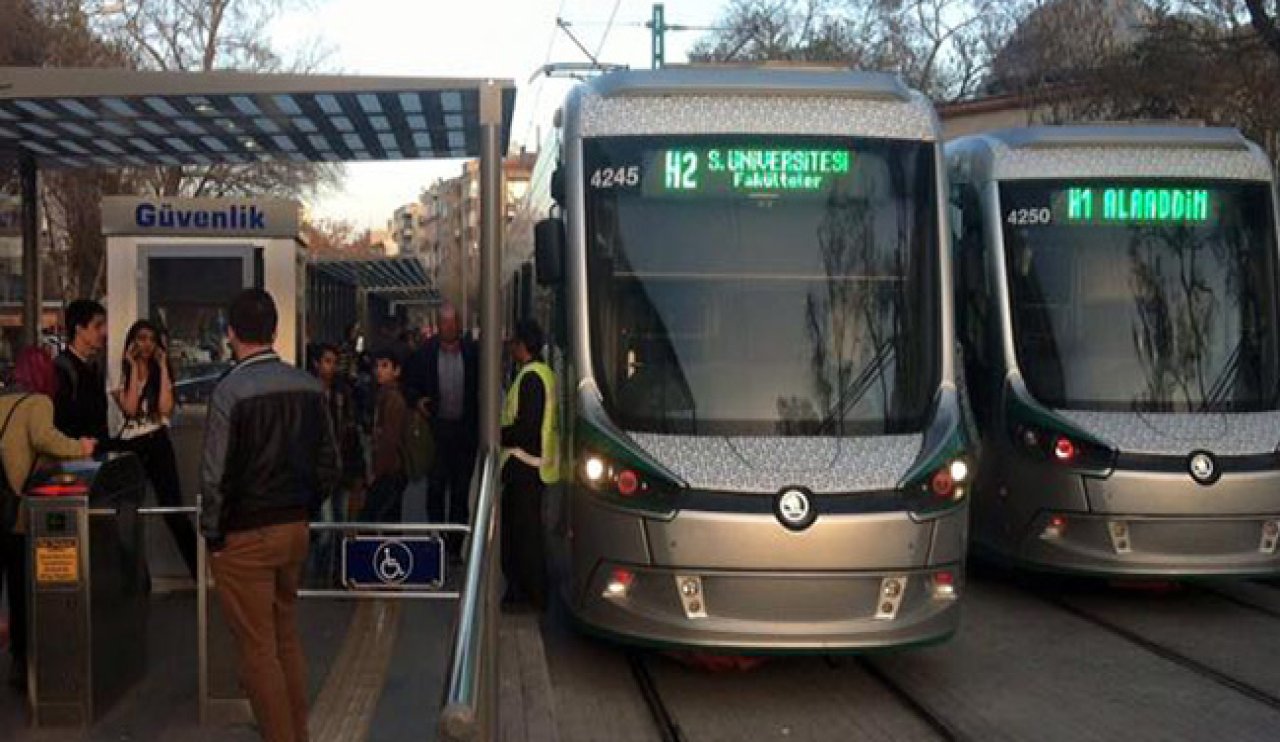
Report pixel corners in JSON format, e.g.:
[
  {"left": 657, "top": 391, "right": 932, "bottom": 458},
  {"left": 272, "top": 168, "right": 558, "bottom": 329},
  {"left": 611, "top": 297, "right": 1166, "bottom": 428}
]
[
  {"left": 98, "top": 0, "right": 342, "bottom": 200},
  {"left": 1243, "top": 0, "right": 1280, "bottom": 59},
  {"left": 0, "top": 1, "right": 135, "bottom": 302},
  {"left": 301, "top": 218, "right": 359, "bottom": 254},
  {"left": 692, "top": 0, "right": 1020, "bottom": 101}
]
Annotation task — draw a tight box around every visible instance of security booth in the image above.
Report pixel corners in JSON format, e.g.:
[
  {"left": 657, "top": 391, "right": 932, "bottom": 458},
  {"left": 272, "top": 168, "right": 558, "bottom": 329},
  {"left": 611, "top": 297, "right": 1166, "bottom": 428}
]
[
  {"left": 103, "top": 195, "right": 305, "bottom": 381},
  {"left": 102, "top": 196, "right": 304, "bottom": 578},
  {"left": 24, "top": 454, "right": 149, "bottom": 726}
]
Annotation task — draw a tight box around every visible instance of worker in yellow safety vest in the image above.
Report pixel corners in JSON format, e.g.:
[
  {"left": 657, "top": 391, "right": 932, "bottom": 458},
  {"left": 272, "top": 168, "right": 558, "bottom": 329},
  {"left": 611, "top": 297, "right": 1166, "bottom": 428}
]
[{"left": 500, "top": 319, "right": 559, "bottom": 610}]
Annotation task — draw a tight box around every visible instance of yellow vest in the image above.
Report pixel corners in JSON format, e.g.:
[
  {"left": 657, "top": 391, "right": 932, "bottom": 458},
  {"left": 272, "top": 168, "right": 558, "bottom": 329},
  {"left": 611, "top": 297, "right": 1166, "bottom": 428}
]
[{"left": 501, "top": 361, "right": 561, "bottom": 484}]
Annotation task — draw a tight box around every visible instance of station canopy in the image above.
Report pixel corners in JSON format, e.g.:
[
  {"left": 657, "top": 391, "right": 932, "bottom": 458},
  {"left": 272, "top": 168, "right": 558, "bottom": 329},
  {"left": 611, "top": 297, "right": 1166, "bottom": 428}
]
[
  {"left": 0, "top": 67, "right": 516, "bottom": 168},
  {"left": 311, "top": 254, "right": 440, "bottom": 304}
]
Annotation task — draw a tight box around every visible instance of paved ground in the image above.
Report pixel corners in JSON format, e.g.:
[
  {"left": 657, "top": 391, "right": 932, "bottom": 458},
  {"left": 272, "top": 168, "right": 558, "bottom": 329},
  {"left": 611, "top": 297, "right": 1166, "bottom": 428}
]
[
  {"left": 7, "top": 503, "right": 1280, "bottom": 741},
  {"left": 538, "top": 569, "right": 1280, "bottom": 742}
]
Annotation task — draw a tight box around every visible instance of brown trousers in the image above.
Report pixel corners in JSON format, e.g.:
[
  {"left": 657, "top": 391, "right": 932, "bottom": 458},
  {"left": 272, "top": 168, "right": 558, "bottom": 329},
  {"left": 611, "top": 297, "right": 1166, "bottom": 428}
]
[{"left": 211, "top": 521, "right": 311, "bottom": 742}]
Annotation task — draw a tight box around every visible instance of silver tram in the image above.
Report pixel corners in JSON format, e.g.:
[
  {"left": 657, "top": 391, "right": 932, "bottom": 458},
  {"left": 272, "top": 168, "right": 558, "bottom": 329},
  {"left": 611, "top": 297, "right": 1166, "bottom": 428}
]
[
  {"left": 528, "top": 67, "right": 971, "bottom": 650},
  {"left": 947, "top": 125, "right": 1280, "bottom": 576}
]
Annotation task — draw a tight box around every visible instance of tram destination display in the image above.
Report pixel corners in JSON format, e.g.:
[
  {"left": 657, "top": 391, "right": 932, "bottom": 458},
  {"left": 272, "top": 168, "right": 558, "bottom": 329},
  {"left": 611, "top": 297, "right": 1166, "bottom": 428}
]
[
  {"left": 1003, "top": 182, "right": 1230, "bottom": 227},
  {"left": 587, "top": 138, "right": 859, "bottom": 198}
]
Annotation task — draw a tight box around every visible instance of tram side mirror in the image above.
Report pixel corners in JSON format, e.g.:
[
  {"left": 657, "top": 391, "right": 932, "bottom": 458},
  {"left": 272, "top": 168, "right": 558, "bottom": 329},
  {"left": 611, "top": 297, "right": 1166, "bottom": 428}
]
[
  {"left": 550, "top": 165, "right": 566, "bottom": 206},
  {"left": 535, "top": 217, "right": 565, "bottom": 286}
]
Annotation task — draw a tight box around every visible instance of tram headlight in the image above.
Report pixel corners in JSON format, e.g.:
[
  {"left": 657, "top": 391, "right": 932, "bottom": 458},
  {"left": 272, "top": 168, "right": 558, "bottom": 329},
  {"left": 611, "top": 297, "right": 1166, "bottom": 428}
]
[
  {"left": 580, "top": 451, "right": 650, "bottom": 498},
  {"left": 584, "top": 456, "right": 607, "bottom": 483},
  {"left": 948, "top": 459, "right": 969, "bottom": 484}
]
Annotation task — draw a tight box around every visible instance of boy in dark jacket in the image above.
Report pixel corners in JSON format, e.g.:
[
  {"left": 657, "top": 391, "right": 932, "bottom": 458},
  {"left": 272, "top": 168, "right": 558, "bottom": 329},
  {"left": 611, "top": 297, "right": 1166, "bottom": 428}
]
[{"left": 360, "top": 347, "right": 408, "bottom": 523}]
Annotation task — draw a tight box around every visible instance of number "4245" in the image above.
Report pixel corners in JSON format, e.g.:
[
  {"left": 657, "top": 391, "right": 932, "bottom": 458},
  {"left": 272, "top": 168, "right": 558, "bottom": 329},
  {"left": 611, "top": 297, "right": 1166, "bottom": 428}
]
[{"left": 590, "top": 166, "right": 640, "bottom": 189}]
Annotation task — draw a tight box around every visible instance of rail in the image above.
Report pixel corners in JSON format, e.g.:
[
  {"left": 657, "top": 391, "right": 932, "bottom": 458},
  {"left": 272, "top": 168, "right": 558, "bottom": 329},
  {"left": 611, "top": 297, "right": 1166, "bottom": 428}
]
[{"left": 439, "top": 448, "right": 502, "bottom": 741}]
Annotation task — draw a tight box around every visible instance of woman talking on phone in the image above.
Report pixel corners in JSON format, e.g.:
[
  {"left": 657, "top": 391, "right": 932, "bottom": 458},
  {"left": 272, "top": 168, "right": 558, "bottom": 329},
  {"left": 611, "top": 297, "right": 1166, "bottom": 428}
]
[{"left": 113, "top": 319, "right": 198, "bottom": 577}]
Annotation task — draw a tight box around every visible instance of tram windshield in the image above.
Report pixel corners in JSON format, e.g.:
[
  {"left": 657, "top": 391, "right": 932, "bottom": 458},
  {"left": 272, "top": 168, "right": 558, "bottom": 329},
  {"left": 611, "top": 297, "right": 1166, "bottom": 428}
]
[
  {"left": 583, "top": 135, "right": 939, "bottom": 436},
  {"left": 1001, "top": 179, "right": 1280, "bottom": 412}
]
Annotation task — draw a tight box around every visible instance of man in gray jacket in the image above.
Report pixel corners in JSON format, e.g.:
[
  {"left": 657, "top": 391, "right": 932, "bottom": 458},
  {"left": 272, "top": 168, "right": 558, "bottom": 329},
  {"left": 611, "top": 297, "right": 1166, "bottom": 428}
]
[{"left": 200, "top": 289, "right": 337, "bottom": 742}]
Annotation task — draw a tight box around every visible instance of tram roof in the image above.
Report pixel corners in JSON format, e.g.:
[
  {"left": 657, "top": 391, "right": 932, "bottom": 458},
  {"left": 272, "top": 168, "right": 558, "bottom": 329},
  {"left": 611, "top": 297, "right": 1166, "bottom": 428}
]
[
  {"left": 946, "top": 124, "right": 1274, "bottom": 182},
  {"left": 311, "top": 254, "right": 439, "bottom": 304},
  {"left": 587, "top": 66, "right": 914, "bottom": 101},
  {"left": 0, "top": 66, "right": 516, "bottom": 169},
  {"left": 972, "top": 125, "right": 1253, "bottom": 151}
]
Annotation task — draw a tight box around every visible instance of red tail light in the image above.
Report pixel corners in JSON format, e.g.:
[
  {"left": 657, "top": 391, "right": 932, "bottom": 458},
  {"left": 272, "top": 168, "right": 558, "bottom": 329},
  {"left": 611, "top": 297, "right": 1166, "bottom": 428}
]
[
  {"left": 604, "top": 567, "right": 635, "bottom": 598},
  {"left": 616, "top": 469, "right": 640, "bottom": 497},
  {"left": 1053, "top": 436, "right": 1077, "bottom": 462},
  {"left": 930, "top": 469, "right": 955, "bottom": 497}
]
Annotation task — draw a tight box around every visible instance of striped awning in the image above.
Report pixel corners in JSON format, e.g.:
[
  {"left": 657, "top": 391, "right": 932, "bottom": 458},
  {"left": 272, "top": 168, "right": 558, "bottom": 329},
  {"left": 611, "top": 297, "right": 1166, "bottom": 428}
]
[
  {"left": 311, "top": 255, "right": 439, "bottom": 303},
  {"left": 0, "top": 67, "right": 515, "bottom": 169}
]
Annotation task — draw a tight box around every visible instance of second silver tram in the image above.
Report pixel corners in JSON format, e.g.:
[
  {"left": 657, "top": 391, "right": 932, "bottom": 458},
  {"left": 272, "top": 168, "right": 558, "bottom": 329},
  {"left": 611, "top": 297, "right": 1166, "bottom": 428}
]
[
  {"left": 948, "top": 125, "right": 1280, "bottom": 575},
  {"left": 529, "top": 67, "right": 971, "bottom": 650}
]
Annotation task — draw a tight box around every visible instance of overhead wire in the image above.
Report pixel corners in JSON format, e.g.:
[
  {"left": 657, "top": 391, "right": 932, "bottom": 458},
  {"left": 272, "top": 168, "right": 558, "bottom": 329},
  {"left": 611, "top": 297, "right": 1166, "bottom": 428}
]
[
  {"left": 593, "top": 0, "right": 626, "bottom": 60},
  {"left": 520, "top": 0, "right": 571, "bottom": 151}
]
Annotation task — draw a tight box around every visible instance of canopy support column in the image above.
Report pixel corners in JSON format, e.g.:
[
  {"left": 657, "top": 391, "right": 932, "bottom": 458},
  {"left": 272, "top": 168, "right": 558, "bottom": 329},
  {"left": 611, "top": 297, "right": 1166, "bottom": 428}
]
[
  {"left": 20, "top": 152, "right": 41, "bottom": 348},
  {"left": 478, "top": 81, "right": 504, "bottom": 452}
]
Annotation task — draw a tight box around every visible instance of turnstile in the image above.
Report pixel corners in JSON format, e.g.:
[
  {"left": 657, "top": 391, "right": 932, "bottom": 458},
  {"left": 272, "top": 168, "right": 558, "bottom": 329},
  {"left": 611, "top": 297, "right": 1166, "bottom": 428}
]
[{"left": 24, "top": 454, "right": 149, "bottom": 726}]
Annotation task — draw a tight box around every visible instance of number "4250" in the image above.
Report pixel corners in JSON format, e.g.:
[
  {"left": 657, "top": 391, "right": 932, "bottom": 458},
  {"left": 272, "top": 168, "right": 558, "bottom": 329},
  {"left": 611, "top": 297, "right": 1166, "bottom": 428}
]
[
  {"left": 589, "top": 166, "right": 640, "bottom": 189},
  {"left": 1005, "top": 207, "right": 1051, "bottom": 226}
]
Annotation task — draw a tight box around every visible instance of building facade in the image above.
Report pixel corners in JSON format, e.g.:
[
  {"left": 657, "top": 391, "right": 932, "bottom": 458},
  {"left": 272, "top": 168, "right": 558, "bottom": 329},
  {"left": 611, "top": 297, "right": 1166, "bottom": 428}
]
[{"left": 415, "top": 151, "right": 536, "bottom": 332}]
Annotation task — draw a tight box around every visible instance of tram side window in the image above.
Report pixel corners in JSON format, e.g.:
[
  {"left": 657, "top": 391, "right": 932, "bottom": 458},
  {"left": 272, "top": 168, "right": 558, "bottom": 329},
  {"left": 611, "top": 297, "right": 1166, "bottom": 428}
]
[{"left": 954, "top": 182, "right": 996, "bottom": 424}]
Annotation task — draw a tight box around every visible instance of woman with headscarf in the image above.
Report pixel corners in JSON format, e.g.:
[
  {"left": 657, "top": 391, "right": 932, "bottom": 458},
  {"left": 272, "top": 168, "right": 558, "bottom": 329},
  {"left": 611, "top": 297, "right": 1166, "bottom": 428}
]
[
  {"left": 0, "top": 347, "right": 96, "bottom": 690},
  {"left": 112, "top": 319, "right": 198, "bottom": 577}
]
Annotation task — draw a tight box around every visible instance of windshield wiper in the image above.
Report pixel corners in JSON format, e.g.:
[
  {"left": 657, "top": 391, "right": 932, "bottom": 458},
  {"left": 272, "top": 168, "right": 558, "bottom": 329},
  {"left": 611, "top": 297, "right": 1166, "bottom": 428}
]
[
  {"left": 1198, "top": 339, "right": 1242, "bottom": 412},
  {"left": 818, "top": 341, "right": 896, "bottom": 434}
]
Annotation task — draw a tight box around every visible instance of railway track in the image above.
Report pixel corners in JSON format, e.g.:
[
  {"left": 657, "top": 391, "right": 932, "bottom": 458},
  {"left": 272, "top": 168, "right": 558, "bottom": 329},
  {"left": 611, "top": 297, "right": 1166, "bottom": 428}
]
[
  {"left": 853, "top": 656, "right": 966, "bottom": 742},
  {"left": 1028, "top": 585, "right": 1280, "bottom": 714},
  {"left": 627, "top": 652, "right": 686, "bottom": 742},
  {"left": 624, "top": 649, "right": 966, "bottom": 742}
]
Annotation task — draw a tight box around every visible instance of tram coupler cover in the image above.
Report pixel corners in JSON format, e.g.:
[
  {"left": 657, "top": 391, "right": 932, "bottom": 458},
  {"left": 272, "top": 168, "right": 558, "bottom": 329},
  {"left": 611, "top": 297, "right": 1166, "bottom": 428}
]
[{"left": 24, "top": 454, "right": 149, "bottom": 727}]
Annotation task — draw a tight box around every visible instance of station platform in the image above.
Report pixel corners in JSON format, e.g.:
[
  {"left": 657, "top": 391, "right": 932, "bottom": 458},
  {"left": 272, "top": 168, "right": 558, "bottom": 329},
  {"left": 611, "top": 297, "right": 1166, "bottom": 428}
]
[{"left": 0, "top": 481, "right": 457, "bottom": 742}]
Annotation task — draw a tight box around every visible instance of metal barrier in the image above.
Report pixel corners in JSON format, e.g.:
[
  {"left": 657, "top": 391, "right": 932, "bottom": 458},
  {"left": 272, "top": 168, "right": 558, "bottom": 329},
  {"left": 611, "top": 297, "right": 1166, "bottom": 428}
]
[
  {"left": 127, "top": 503, "right": 215, "bottom": 724},
  {"left": 439, "top": 448, "right": 502, "bottom": 741},
  {"left": 189, "top": 498, "right": 477, "bottom": 723},
  {"left": 71, "top": 491, "right": 481, "bottom": 726}
]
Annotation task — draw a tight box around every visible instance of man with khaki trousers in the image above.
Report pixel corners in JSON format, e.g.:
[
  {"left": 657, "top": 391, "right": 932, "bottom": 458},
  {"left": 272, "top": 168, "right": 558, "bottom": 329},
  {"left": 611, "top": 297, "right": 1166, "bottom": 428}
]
[{"left": 200, "top": 289, "right": 338, "bottom": 742}]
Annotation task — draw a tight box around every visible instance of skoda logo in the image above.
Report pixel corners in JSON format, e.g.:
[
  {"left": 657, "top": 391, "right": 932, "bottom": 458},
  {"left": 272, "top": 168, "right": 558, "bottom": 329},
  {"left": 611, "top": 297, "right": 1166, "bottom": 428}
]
[
  {"left": 775, "top": 488, "right": 816, "bottom": 531},
  {"left": 374, "top": 540, "right": 414, "bottom": 584},
  {"left": 1188, "top": 450, "right": 1219, "bottom": 486}
]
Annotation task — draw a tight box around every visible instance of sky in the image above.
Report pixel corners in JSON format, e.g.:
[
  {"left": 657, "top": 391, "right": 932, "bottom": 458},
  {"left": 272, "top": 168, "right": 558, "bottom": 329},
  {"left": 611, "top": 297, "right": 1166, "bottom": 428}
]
[{"left": 269, "top": 0, "right": 727, "bottom": 229}]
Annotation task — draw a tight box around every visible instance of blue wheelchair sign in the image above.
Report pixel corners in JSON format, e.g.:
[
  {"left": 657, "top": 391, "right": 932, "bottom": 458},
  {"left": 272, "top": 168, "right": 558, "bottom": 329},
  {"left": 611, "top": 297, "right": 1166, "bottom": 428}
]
[{"left": 342, "top": 535, "right": 445, "bottom": 590}]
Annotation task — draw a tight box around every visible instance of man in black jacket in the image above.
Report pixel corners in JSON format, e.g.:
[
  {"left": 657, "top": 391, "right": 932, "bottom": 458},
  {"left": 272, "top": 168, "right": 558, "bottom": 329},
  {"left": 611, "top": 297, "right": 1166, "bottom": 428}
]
[
  {"left": 53, "top": 299, "right": 109, "bottom": 442},
  {"left": 403, "top": 303, "right": 478, "bottom": 559},
  {"left": 200, "top": 289, "right": 337, "bottom": 742}
]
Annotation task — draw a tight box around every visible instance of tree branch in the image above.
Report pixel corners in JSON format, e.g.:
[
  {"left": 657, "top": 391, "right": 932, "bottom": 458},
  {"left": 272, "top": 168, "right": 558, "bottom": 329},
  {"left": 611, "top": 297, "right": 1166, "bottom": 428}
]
[{"left": 1245, "top": 0, "right": 1280, "bottom": 60}]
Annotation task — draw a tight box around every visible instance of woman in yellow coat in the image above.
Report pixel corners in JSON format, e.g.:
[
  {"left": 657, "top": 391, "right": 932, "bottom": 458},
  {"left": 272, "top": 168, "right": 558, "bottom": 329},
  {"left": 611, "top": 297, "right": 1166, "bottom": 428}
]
[{"left": 0, "top": 347, "right": 96, "bottom": 691}]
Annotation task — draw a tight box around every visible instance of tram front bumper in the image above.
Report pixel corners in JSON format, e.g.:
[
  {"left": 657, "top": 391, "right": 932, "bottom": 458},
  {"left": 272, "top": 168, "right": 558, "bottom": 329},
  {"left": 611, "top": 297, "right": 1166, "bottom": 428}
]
[
  {"left": 1016, "top": 511, "right": 1280, "bottom": 577},
  {"left": 569, "top": 563, "right": 962, "bottom": 652}
]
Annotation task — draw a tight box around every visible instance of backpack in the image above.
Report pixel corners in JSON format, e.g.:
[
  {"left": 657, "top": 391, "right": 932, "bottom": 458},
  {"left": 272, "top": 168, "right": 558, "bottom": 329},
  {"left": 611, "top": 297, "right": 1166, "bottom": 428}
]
[
  {"left": 401, "top": 408, "right": 435, "bottom": 481},
  {"left": 0, "top": 394, "right": 32, "bottom": 532}
]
